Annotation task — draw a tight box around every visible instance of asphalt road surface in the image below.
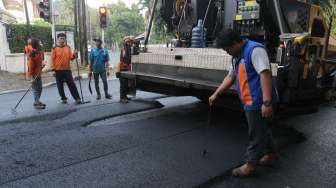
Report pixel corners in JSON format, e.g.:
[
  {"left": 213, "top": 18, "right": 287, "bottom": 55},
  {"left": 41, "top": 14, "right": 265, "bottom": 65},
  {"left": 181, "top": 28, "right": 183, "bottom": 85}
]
[{"left": 0, "top": 79, "right": 335, "bottom": 187}]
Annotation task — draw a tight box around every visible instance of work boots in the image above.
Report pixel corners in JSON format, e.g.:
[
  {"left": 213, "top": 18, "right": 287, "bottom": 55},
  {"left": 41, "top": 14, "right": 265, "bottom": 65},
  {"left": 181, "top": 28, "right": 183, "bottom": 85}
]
[
  {"left": 105, "top": 94, "right": 112, "bottom": 99},
  {"left": 232, "top": 163, "right": 256, "bottom": 177},
  {"left": 258, "top": 153, "right": 279, "bottom": 166},
  {"left": 34, "top": 101, "right": 46, "bottom": 109}
]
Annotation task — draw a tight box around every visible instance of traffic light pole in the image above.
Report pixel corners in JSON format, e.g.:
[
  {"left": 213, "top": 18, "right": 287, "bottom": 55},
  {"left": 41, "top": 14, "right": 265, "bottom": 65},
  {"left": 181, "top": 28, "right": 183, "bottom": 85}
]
[{"left": 102, "top": 29, "right": 105, "bottom": 46}]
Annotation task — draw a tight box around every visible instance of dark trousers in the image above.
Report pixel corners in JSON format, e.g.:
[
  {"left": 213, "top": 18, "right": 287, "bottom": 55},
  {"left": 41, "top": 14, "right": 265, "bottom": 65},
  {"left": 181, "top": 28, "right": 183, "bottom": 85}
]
[
  {"left": 93, "top": 71, "right": 108, "bottom": 96},
  {"left": 119, "top": 77, "right": 128, "bottom": 99},
  {"left": 245, "top": 108, "right": 276, "bottom": 165},
  {"left": 55, "top": 70, "right": 80, "bottom": 101}
]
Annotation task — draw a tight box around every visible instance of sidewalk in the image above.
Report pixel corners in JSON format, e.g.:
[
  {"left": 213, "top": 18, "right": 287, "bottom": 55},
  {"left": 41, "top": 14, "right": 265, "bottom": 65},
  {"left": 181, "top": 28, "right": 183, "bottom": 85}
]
[
  {"left": 0, "top": 69, "right": 118, "bottom": 95},
  {"left": 0, "top": 71, "right": 55, "bottom": 93}
]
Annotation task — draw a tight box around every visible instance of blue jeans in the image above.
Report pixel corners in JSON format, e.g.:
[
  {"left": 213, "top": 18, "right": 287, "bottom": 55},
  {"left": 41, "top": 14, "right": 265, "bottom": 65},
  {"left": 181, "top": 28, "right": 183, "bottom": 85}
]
[
  {"left": 93, "top": 71, "right": 108, "bottom": 96},
  {"left": 32, "top": 76, "right": 42, "bottom": 103}
]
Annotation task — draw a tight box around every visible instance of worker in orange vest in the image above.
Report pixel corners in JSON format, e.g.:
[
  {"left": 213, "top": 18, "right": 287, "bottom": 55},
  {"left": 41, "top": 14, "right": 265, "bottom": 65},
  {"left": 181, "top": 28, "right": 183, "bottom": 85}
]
[
  {"left": 24, "top": 37, "right": 33, "bottom": 78},
  {"left": 24, "top": 37, "right": 33, "bottom": 54},
  {"left": 117, "top": 37, "right": 133, "bottom": 103},
  {"left": 27, "top": 39, "right": 46, "bottom": 109},
  {"left": 51, "top": 33, "right": 81, "bottom": 104}
]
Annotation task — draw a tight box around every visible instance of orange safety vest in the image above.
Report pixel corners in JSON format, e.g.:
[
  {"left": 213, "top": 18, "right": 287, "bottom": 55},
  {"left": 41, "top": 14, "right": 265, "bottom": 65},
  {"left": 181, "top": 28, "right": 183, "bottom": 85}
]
[{"left": 118, "top": 49, "right": 130, "bottom": 71}]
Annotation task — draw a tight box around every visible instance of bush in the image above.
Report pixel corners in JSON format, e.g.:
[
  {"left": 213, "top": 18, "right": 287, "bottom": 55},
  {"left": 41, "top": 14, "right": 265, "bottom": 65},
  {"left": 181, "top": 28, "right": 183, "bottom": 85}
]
[{"left": 6, "top": 24, "right": 52, "bottom": 53}]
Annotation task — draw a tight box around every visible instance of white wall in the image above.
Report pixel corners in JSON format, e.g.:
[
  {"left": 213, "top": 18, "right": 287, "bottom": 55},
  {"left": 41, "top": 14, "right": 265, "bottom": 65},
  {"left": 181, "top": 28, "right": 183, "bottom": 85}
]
[
  {"left": 0, "top": 23, "right": 10, "bottom": 70},
  {"left": 3, "top": 52, "right": 52, "bottom": 73}
]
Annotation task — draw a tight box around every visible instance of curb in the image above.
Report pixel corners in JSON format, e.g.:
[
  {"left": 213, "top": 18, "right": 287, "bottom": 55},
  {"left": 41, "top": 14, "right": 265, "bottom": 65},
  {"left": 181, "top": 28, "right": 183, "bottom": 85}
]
[
  {"left": 0, "top": 82, "right": 57, "bottom": 95},
  {"left": 0, "top": 77, "right": 117, "bottom": 96},
  {"left": 75, "top": 74, "right": 117, "bottom": 81}
]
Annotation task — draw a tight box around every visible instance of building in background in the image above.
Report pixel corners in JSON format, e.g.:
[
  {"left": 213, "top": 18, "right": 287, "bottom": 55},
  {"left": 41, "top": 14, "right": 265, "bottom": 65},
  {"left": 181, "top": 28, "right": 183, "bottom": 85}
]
[{"left": 0, "top": 0, "right": 40, "bottom": 23}]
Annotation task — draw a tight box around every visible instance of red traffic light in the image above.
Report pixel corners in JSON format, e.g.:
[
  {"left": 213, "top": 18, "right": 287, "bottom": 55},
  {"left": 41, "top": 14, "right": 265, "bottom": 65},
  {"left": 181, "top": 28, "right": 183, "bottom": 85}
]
[{"left": 99, "top": 7, "right": 107, "bottom": 15}]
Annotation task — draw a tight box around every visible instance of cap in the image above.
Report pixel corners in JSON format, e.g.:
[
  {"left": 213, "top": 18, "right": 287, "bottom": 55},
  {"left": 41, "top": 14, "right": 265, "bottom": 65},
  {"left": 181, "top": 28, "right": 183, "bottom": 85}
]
[{"left": 94, "top": 38, "right": 102, "bottom": 42}]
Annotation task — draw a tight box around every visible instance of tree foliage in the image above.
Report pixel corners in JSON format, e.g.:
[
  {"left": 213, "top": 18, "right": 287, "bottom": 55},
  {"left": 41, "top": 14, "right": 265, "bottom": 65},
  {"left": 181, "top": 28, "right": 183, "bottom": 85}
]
[
  {"left": 138, "top": 0, "right": 168, "bottom": 44},
  {"left": 323, "top": 0, "right": 336, "bottom": 34},
  {"left": 53, "top": 0, "right": 146, "bottom": 46},
  {"left": 53, "top": 0, "right": 74, "bottom": 25},
  {"left": 6, "top": 24, "right": 52, "bottom": 53},
  {"left": 104, "top": 2, "right": 145, "bottom": 46}
]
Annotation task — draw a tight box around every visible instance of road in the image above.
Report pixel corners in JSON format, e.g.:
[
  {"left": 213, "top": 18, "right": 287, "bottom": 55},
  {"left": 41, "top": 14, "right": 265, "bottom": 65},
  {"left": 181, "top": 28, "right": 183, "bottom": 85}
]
[{"left": 0, "top": 79, "right": 335, "bottom": 187}]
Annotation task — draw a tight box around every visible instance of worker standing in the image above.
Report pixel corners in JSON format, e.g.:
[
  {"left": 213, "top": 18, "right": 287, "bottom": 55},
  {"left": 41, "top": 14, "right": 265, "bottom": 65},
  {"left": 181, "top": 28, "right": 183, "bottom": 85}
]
[
  {"left": 24, "top": 37, "right": 33, "bottom": 79},
  {"left": 51, "top": 33, "right": 81, "bottom": 104},
  {"left": 24, "top": 37, "right": 33, "bottom": 55},
  {"left": 28, "top": 39, "right": 46, "bottom": 109},
  {"left": 117, "top": 37, "right": 132, "bottom": 103},
  {"left": 209, "top": 29, "right": 279, "bottom": 177},
  {"left": 88, "top": 38, "right": 112, "bottom": 100}
]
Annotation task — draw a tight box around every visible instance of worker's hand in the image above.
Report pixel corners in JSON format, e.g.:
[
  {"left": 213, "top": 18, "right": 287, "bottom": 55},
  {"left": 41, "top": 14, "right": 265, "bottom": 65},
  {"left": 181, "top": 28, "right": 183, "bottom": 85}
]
[
  {"left": 106, "top": 71, "right": 110, "bottom": 77},
  {"left": 261, "top": 105, "right": 273, "bottom": 118},
  {"left": 88, "top": 72, "right": 92, "bottom": 78},
  {"left": 42, "top": 62, "right": 46, "bottom": 68},
  {"left": 209, "top": 93, "right": 218, "bottom": 106},
  {"left": 73, "top": 50, "right": 78, "bottom": 59}
]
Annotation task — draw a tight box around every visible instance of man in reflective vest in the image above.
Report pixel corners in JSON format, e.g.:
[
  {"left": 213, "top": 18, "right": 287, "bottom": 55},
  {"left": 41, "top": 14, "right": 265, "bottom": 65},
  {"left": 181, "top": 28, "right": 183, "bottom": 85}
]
[{"left": 209, "top": 29, "right": 279, "bottom": 177}]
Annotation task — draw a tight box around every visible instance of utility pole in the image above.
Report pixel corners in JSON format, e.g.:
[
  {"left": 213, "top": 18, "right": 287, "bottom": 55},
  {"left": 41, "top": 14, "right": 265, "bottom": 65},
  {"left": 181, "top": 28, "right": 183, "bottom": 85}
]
[
  {"left": 23, "top": 0, "right": 31, "bottom": 37},
  {"left": 23, "top": 0, "right": 31, "bottom": 80},
  {"left": 73, "top": 0, "right": 89, "bottom": 103},
  {"left": 75, "top": 0, "right": 88, "bottom": 65},
  {"left": 81, "top": 0, "right": 88, "bottom": 64},
  {"left": 86, "top": 0, "right": 92, "bottom": 43},
  {"left": 144, "top": 0, "right": 159, "bottom": 46},
  {"left": 50, "top": 0, "right": 56, "bottom": 46}
]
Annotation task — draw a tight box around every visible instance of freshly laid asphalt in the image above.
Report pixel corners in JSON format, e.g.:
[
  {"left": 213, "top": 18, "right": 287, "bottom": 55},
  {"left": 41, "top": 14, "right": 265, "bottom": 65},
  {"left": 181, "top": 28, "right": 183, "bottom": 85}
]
[{"left": 0, "top": 78, "right": 335, "bottom": 187}]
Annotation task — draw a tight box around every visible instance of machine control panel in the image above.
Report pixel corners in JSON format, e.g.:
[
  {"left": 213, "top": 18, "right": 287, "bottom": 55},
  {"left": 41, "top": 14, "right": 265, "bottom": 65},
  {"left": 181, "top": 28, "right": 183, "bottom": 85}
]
[
  {"left": 234, "top": 0, "right": 264, "bottom": 38},
  {"left": 235, "top": 0, "right": 260, "bottom": 21}
]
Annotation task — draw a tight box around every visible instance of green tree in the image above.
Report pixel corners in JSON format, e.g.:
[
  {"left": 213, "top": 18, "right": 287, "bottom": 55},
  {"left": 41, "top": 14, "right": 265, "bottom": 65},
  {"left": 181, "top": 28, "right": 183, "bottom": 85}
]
[
  {"left": 323, "top": 0, "right": 336, "bottom": 34},
  {"left": 32, "top": 20, "right": 51, "bottom": 27},
  {"left": 53, "top": 0, "right": 74, "bottom": 25},
  {"left": 138, "top": 0, "right": 168, "bottom": 43},
  {"left": 104, "top": 2, "right": 145, "bottom": 46}
]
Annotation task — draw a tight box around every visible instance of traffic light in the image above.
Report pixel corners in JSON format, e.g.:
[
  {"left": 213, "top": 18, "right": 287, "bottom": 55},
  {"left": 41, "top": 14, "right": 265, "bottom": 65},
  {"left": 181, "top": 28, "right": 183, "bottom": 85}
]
[
  {"left": 38, "top": 0, "right": 51, "bottom": 22},
  {"left": 99, "top": 6, "right": 107, "bottom": 28}
]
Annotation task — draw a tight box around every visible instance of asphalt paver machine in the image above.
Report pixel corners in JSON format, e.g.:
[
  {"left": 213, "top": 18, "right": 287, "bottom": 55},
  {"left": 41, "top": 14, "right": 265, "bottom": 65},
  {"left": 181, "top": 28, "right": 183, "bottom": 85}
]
[{"left": 118, "top": 0, "right": 336, "bottom": 112}]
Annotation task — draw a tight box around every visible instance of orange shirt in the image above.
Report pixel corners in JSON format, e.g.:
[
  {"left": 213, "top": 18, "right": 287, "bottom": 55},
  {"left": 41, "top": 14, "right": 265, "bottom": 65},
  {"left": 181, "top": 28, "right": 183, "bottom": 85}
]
[
  {"left": 28, "top": 50, "right": 44, "bottom": 77},
  {"left": 24, "top": 44, "right": 33, "bottom": 54},
  {"left": 24, "top": 45, "right": 33, "bottom": 62},
  {"left": 51, "top": 45, "right": 75, "bottom": 71},
  {"left": 118, "top": 49, "right": 130, "bottom": 71}
]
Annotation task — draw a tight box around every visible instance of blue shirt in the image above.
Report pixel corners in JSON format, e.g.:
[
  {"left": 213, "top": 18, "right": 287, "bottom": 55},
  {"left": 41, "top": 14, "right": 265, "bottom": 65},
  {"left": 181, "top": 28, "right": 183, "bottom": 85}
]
[{"left": 89, "top": 48, "right": 109, "bottom": 73}]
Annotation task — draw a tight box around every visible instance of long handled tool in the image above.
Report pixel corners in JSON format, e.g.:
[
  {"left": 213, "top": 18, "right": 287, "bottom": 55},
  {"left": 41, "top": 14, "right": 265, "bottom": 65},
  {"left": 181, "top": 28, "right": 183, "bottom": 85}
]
[
  {"left": 75, "top": 58, "right": 90, "bottom": 104},
  {"left": 202, "top": 105, "right": 214, "bottom": 158},
  {"left": 88, "top": 74, "right": 92, "bottom": 95},
  {"left": 11, "top": 73, "right": 41, "bottom": 114}
]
